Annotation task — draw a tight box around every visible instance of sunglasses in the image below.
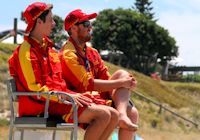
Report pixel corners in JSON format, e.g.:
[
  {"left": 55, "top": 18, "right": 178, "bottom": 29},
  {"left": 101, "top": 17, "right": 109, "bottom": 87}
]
[{"left": 75, "top": 21, "right": 91, "bottom": 28}]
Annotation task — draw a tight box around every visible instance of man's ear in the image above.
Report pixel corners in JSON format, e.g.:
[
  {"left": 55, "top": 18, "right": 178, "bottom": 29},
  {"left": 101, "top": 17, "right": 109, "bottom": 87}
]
[
  {"left": 71, "top": 25, "right": 77, "bottom": 31},
  {"left": 36, "top": 18, "right": 43, "bottom": 25}
]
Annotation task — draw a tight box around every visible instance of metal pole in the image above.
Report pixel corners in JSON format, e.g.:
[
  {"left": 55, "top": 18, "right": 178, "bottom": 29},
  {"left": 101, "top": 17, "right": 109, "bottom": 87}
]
[{"left": 14, "top": 18, "right": 17, "bottom": 44}]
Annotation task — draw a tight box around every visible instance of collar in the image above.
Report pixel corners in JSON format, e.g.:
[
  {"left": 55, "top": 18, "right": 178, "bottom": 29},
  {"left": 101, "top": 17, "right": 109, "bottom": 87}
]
[
  {"left": 69, "top": 37, "right": 87, "bottom": 58},
  {"left": 24, "top": 36, "right": 54, "bottom": 49},
  {"left": 24, "top": 36, "right": 54, "bottom": 56}
]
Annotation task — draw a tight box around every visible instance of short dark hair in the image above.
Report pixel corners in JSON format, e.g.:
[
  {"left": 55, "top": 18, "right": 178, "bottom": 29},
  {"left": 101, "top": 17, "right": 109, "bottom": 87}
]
[
  {"left": 31, "top": 10, "right": 50, "bottom": 32},
  {"left": 67, "top": 29, "right": 72, "bottom": 36},
  {"left": 38, "top": 10, "right": 50, "bottom": 22}
]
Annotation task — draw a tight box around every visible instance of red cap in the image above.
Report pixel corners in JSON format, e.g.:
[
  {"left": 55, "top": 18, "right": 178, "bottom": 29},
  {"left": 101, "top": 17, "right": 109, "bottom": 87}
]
[
  {"left": 64, "top": 9, "right": 97, "bottom": 31},
  {"left": 23, "top": 2, "right": 53, "bottom": 35}
]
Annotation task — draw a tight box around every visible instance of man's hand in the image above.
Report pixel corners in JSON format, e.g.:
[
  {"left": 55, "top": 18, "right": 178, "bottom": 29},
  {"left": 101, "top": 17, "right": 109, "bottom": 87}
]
[
  {"left": 122, "top": 75, "right": 137, "bottom": 90},
  {"left": 71, "top": 93, "right": 93, "bottom": 107}
]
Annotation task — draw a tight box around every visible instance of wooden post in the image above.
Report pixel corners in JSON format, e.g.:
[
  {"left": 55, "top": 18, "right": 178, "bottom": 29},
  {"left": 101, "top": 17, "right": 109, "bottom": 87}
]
[
  {"left": 158, "top": 104, "right": 162, "bottom": 114},
  {"left": 13, "top": 18, "right": 17, "bottom": 44}
]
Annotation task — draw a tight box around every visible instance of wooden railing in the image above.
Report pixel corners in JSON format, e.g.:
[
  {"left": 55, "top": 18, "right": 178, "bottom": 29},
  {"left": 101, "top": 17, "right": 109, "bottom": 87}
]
[{"left": 132, "top": 90, "right": 199, "bottom": 129}]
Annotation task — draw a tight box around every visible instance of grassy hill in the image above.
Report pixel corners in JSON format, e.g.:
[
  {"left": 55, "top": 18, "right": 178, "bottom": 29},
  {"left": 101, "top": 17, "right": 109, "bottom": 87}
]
[
  {"left": 0, "top": 42, "right": 200, "bottom": 140},
  {"left": 0, "top": 43, "right": 16, "bottom": 83}
]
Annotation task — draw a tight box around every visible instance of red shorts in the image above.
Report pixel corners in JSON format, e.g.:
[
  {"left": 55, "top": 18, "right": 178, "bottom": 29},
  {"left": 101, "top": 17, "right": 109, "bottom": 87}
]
[
  {"left": 18, "top": 96, "right": 85, "bottom": 123},
  {"left": 18, "top": 93, "right": 112, "bottom": 128},
  {"left": 48, "top": 101, "right": 85, "bottom": 123}
]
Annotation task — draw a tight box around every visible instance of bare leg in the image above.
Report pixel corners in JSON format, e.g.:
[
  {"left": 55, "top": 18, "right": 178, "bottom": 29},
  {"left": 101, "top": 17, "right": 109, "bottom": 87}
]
[
  {"left": 113, "top": 88, "right": 138, "bottom": 131},
  {"left": 110, "top": 70, "right": 138, "bottom": 131},
  {"left": 118, "top": 106, "right": 139, "bottom": 140},
  {"left": 78, "top": 104, "right": 115, "bottom": 140},
  {"left": 98, "top": 105, "right": 119, "bottom": 140}
]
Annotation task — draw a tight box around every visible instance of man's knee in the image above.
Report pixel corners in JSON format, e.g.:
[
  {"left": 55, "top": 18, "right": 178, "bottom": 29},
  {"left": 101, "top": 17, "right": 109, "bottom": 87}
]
[
  {"left": 111, "top": 69, "right": 130, "bottom": 79},
  {"left": 89, "top": 106, "right": 112, "bottom": 121},
  {"left": 95, "top": 108, "right": 112, "bottom": 124},
  {"left": 110, "top": 108, "right": 119, "bottom": 122},
  {"left": 128, "top": 107, "right": 139, "bottom": 123},
  {"left": 78, "top": 105, "right": 110, "bottom": 124}
]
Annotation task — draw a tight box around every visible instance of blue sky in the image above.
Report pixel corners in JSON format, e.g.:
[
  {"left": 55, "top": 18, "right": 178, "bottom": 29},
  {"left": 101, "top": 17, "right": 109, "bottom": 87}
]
[{"left": 1, "top": 0, "right": 200, "bottom": 66}]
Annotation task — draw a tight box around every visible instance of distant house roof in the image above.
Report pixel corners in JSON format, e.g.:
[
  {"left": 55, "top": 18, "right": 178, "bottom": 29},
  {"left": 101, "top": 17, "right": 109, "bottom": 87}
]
[{"left": 0, "top": 29, "right": 24, "bottom": 44}]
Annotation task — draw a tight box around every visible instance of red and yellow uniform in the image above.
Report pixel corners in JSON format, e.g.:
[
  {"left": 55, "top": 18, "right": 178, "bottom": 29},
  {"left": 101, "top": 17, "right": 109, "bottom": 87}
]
[
  {"left": 8, "top": 36, "right": 84, "bottom": 122},
  {"left": 60, "top": 37, "right": 112, "bottom": 105}
]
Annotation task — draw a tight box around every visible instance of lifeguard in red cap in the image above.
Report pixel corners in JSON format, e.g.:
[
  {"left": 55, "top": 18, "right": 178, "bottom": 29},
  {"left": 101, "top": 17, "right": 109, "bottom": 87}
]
[
  {"left": 8, "top": 2, "right": 119, "bottom": 140},
  {"left": 60, "top": 9, "right": 139, "bottom": 140}
]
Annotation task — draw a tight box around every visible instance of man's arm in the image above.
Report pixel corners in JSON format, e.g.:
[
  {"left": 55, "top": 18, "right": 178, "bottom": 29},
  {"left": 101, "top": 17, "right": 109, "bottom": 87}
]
[{"left": 93, "top": 77, "right": 137, "bottom": 92}]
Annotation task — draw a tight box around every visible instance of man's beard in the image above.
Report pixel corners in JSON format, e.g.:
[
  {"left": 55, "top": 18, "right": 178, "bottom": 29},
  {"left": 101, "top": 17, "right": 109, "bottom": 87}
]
[
  {"left": 77, "top": 27, "right": 92, "bottom": 43},
  {"left": 78, "top": 34, "right": 92, "bottom": 43}
]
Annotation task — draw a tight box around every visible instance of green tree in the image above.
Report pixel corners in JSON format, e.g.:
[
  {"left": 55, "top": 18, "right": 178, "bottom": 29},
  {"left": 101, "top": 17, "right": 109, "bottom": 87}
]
[
  {"left": 92, "top": 8, "right": 178, "bottom": 75},
  {"left": 49, "top": 15, "right": 67, "bottom": 49},
  {"left": 133, "top": 0, "right": 155, "bottom": 20}
]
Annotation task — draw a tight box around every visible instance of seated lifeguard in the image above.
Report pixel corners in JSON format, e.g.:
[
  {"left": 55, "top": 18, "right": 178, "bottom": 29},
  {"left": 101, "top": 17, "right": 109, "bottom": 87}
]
[
  {"left": 60, "top": 9, "right": 139, "bottom": 140},
  {"left": 8, "top": 2, "right": 119, "bottom": 140}
]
